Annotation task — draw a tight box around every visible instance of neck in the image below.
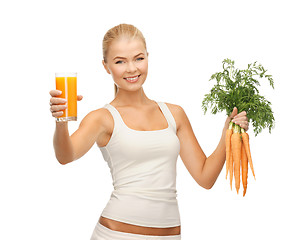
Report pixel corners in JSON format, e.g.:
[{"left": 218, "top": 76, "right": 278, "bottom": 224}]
[{"left": 113, "top": 87, "right": 151, "bottom": 107}]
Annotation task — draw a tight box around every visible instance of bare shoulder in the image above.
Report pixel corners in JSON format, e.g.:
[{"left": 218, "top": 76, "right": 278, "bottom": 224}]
[
  {"left": 80, "top": 107, "right": 113, "bottom": 134},
  {"left": 163, "top": 102, "right": 184, "bottom": 114},
  {"left": 163, "top": 102, "right": 187, "bottom": 131}
]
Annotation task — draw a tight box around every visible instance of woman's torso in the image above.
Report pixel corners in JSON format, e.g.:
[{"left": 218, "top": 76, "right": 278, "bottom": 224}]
[{"left": 95, "top": 100, "right": 181, "bottom": 235}]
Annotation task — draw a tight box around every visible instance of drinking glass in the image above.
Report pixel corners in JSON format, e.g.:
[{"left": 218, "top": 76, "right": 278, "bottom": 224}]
[{"left": 55, "top": 72, "right": 77, "bottom": 122}]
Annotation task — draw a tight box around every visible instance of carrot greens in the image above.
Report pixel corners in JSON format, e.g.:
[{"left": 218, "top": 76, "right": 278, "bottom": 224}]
[{"left": 202, "top": 58, "right": 275, "bottom": 136}]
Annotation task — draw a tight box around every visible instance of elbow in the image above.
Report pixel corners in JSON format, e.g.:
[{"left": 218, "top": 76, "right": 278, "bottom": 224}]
[
  {"left": 58, "top": 160, "right": 69, "bottom": 165},
  {"left": 57, "top": 158, "right": 70, "bottom": 165},
  {"left": 55, "top": 154, "right": 75, "bottom": 165},
  {"left": 196, "top": 178, "right": 215, "bottom": 190},
  {"left": 203, "top": 183, "right": 214, "bottom": 190},
  {"left": 198, "top": 182, "right": 213, "bottom": 190},
  {"left": 196, "top": 170, "right": 218, "bottom": 190}
]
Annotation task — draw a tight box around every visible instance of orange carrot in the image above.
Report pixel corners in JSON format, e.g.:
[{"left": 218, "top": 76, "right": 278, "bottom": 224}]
[
  {"left": 241, "top": 143, "right": 248, "bottom": 196},
  {"left": 225, "top": 122, "right": 233, "bottom": 179},
  {"left": 229, "top": 151, "right": 233, "bottom": 190},
  {"left": 241, "top": 129, "right": 255, "bottom": 180},
  {"left": 231, "top": 124, "right": 242, "bottom": 194}
]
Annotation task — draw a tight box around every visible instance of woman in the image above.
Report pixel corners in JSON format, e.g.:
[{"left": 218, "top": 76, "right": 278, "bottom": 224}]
[{"left": 49, "top": 24, "right": 248, "bottom": 240}]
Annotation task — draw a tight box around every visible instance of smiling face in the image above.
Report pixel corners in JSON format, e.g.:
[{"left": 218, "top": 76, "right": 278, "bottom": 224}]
[{"left": 103, "top": 37, "right": 148, "bottom": 93}]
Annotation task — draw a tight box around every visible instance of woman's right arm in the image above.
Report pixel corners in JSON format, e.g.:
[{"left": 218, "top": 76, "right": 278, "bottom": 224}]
[{"left": 50, "top": 90, "right": 106, "bottom": 165}]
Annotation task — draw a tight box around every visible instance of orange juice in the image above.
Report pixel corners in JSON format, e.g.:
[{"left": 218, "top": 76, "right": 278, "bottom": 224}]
[{"left": 55, "top": 73, "right": 77, "bottom": 121}]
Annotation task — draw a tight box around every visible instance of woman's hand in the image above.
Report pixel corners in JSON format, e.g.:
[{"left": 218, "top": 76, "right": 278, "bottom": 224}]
[
  {"left": 225, "top": 107, "right": 249, "bottom": 131},
  {"left": 49, "top": 90, "right": 83, "bottom": 118}
]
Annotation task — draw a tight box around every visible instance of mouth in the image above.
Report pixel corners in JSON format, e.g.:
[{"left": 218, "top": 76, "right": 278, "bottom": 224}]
[{"left": 124, "top": 75, "right": 140, "bottom": 83}]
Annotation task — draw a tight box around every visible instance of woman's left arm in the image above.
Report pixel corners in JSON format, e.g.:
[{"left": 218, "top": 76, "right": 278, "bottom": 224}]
[{"left": 172, "top": 104, "right": 248, "bottom": 189}]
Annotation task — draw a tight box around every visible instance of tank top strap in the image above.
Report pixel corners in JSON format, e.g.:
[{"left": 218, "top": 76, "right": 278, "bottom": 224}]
[
  {"left": 156, "top": 102, "right": 177, "bottom": 133},
  {"left": 102, "top": 103, "right": 124, "bottom": 132}
]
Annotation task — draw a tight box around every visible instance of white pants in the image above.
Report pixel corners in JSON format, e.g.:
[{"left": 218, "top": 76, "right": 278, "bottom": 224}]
[{"left": 90, "top": 222, "right": 181, "bottom": 240}]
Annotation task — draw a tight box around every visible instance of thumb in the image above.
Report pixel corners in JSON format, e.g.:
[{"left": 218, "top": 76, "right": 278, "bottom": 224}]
[
  {"left": 229, "top": 107, "right": 238, "bottom": 119},
  {"left": 77, "top": 95, "right": 83, "bottom": 101}
]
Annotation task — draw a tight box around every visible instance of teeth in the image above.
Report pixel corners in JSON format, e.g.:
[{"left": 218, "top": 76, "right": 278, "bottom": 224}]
[{"left": 126, "top": 76, "right": 138, "bottom": 81}]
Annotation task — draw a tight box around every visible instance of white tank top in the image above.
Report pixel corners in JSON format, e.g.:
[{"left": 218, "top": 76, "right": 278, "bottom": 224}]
[{"left": 99, "top": 101, "right": 181, "bottom": 228}]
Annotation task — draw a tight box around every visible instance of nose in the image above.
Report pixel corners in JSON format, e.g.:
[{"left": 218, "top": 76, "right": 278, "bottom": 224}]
[{"left": 126, "top": 61, "right": 137, "bottom": 73}]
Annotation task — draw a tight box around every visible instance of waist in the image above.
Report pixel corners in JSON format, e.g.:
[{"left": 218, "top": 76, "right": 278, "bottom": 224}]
[
  {"left": 102, "top": 187, "right": 181, "bottom": 228},
  {"left": 99, "top": 216, "right": 181, "bottom": 236},
  {"left": 113, "top": 187, "right": 177, "bottom": 200}
]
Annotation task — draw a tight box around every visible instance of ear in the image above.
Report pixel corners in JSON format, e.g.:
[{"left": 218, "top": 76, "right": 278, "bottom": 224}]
[{"left": 102, "top": 60, "right": 111, "bottom": 74}]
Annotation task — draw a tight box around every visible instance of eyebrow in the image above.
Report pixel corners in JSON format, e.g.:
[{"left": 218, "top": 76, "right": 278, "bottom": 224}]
[{"left": 113, "top": 53, "right": 144, "bottom": 61}]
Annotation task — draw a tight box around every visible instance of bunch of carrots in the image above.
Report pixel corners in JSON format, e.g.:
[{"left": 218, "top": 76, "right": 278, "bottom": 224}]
[
  {"left": 202, "top": 59, "right": 275, "bottom": 196},
  {"left": 225, "top": 122, "right": 255, "bottom": 196}
]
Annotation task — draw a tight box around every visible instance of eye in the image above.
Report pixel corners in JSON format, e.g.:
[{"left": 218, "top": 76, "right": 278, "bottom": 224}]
[
  {"left": 115, "top": 60, "right": 124, "bottom": 64},
  {"left": 136, "top": 57, "right": 144, "bottom": 61}
]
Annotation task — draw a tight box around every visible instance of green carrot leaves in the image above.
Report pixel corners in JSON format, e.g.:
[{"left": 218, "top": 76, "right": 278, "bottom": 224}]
[{"left": 202, "top": 59, "right": 275, "bottom": 136}]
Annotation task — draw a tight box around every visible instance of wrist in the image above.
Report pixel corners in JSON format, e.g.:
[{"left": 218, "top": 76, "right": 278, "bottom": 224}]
[{"left": 55, "top": 120, "right": 68, "bottom": 128}]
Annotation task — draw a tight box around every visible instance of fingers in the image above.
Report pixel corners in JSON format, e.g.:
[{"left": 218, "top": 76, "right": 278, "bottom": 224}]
[
  {"left": 50, "top": 103, "right": 67, "bottom": 117},
  {"left": 49, "top": 90, "right": 62, "bottom": 97},
  {"left": 232, "top": 111, "right": 249, "bottom": 131},
  {"left": 51, "top": 109, "right": 65, "bottom": 118},
  {"left": 232, "top": 111, "right": 248, "bottom": 123},
  {"left": 51, "top": 103, "right": 67, "bottom": 112},
  {"left": 49, "top": 90, "right": 67, "bottom": 118},
  {"left": 234, "top": 110, "right": 247, "bottom": 118},
  {"left": 50, "top": 97, "right": 67, "bottom": 105}
]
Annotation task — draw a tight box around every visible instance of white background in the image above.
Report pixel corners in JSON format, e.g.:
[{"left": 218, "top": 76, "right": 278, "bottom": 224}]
[{"left": 1, "top": 0, "right": 296, "bottom": 239}]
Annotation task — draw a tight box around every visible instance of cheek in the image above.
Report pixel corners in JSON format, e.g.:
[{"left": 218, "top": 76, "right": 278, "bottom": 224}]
[
  {"left": 110, "top": 66, "right": 124, "bottom": 78},
  {"left": 139, "top": 61, "right": 148, "bottom": 73}
]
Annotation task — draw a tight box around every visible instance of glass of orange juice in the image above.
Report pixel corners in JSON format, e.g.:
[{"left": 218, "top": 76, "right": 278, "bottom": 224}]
[{"left": 55, "top": 72, "right": 77, "bottom": 122}]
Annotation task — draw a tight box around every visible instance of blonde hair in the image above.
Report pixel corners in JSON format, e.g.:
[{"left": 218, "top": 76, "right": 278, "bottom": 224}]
[{"left": 102, "top": 24, "right": 147, "bottom": 97}]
